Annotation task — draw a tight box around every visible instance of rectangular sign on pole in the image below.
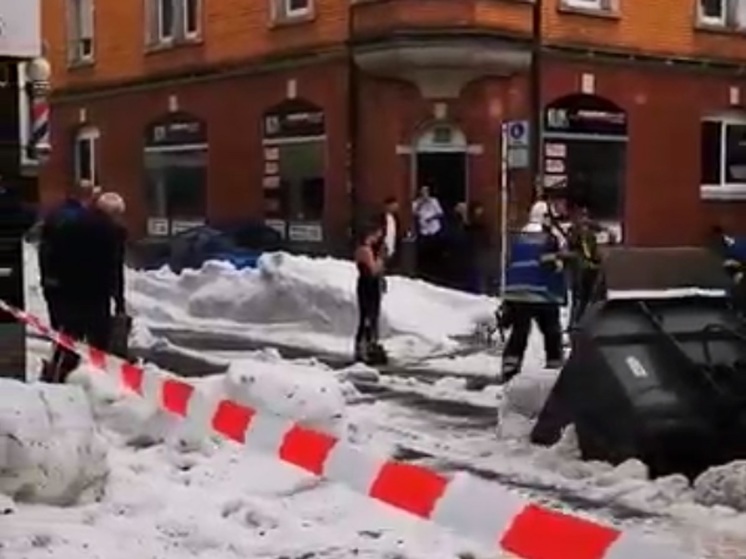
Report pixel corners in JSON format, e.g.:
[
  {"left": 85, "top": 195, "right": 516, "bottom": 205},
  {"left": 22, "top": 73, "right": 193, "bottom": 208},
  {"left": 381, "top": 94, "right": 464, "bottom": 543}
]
[
  {"left": 506, "top": 120, "right": 530, "bottom": 170},
  {"left": 0, "top": 0, "right": 41, "bottom": 58}
]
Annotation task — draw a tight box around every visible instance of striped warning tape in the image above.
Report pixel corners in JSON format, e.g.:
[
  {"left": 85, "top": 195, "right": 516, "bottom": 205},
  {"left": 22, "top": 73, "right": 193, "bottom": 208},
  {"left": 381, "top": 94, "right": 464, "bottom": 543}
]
[{"left": 0, "top": 299, "right": 689, "bottom": 559}]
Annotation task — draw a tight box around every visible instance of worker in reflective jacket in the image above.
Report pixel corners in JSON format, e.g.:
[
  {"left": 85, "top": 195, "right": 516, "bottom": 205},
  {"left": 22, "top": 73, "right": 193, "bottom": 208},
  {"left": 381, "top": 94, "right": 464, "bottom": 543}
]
[{"left": 500, "top": 201, "right": 567, "bottom": 383}]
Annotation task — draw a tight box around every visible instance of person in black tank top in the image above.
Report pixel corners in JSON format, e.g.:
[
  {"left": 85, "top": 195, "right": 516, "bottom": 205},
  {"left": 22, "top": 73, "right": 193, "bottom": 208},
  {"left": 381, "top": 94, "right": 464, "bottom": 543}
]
[{"left": 354, "top": 223, "right": 385, "bottom": 363}]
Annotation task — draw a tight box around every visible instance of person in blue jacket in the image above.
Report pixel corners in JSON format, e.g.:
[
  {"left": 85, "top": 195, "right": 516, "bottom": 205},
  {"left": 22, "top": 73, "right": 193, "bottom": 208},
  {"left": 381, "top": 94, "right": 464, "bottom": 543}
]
[
  {"left": 709, "top": 225, "right": 746, "bottom": 316},
  {"left": 500, "top": 200, "right": 567, "bottom": 383}
]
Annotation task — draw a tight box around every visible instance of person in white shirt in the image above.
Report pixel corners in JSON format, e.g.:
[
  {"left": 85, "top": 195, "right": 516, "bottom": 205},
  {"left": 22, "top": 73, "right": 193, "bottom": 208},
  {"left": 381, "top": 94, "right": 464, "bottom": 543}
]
[
  {"left": 382, "top": 196, "right": 400, "bottom": 265},
  {"left": 412, "top": 185, "right": 444, "bottom": 282}
]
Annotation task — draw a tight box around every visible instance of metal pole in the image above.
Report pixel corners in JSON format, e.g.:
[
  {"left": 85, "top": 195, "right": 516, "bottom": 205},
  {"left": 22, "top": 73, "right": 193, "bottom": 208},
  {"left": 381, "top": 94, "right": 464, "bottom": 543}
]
[
  {"left": 529, "top": 0, "right": 544, "bottom": 200},
  {"left": 346, "top": 1, "right": 359, "bottom": 245},
  {"left": 499, "top": 123, "right": 509, "bottom": 298}
]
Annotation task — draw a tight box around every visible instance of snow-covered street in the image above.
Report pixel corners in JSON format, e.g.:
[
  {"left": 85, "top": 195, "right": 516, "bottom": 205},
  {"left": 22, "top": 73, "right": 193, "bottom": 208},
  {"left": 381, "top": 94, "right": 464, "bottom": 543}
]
[{"left": 5, "top": 245, "right": 746, "bottom": 558}]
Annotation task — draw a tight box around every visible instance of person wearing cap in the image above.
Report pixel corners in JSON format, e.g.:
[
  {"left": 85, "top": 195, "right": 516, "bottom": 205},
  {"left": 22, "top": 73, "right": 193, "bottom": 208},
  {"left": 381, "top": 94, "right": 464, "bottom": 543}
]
[{"left": 469, "top": 200, "right": 567, "bottom": 389}]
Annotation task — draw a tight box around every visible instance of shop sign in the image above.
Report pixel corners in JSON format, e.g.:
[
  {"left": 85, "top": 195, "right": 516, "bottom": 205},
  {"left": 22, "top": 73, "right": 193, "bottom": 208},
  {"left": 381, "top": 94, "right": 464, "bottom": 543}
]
[
  {"left": 545, "top": 94, "right": 627, "bottom": 137},
  {"left": 145, "top": 112, "right": 207, "bottom": 147},
  {"left": 262, "top": 99, "right": 325, "bottom": 140}
]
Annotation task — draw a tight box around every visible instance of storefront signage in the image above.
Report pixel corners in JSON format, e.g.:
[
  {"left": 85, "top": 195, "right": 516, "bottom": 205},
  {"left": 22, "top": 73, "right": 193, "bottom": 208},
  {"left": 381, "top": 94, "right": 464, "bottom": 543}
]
[
  {"left": 288, "top": 222, "right": 323, "bottom": 242},
  {"left": 145, "top": 112, "right": 207, "bottom": 147},
  {"left": 545, "top": 94, "right": 627, "bottom": 137},
  {"left": 262, "top": 99, "right": 325, "bottom": 140}
]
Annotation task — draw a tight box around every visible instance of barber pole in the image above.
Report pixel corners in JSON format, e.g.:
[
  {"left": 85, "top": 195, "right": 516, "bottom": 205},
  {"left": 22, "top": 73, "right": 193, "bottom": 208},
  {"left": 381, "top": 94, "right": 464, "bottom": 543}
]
[{"left": 28, "top": 94, "right": 50, "bottom": 158}]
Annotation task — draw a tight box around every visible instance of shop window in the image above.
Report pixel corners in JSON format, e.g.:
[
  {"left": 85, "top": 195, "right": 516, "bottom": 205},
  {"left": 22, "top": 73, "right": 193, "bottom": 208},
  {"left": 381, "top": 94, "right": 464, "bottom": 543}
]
[
  {"left": 262, "top": 98, "right": 325, "bottom": 242},
  {"left": 144, "top": 113, "right": 208, "bottom": 236},
  {"left": 562, "top": 141, "right": 625, "bottom": 220},
  {"left": 277, "top": 142, "right": 325, "bottom": 220},
  {"left": 66, "top": 0, "right": 95, "bottom": 65},
  {"left": 700, "top": 115, "right": 746, "bottom": 200},
  {"left": 543, "top": 94, "right": 627, "bottom": 225},
  {"left": 697, "top": 0, "right": 746, "bottom": 28},
  {"left": 74, "top": 127, "right": 99, "bottom": 185},
  {"left": 272, "top": 0, "right": 314, "bottom": 22}
]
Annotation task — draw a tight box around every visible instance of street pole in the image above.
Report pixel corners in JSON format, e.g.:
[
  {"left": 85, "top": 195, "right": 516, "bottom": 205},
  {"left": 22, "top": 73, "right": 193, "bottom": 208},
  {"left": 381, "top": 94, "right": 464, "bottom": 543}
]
[
  {"left": 529, "top": 0, "right": 544, "bottom": 201},
  {"left": 346, "top": 0, "right": 360, "bottom": 247}
]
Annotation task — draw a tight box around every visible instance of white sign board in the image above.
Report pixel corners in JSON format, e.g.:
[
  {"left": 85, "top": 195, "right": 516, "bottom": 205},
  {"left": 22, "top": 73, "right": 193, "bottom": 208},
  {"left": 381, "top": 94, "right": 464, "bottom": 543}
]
[
  {"left": 0, "top": 0, "right": 41, "bottom": 58},
  {"left": 506, "top": 120, "right": 529, "bottom": 148}
]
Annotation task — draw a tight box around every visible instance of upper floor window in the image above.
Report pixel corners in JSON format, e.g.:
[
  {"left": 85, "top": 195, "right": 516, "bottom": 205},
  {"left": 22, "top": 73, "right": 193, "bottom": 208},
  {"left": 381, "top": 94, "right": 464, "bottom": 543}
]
[
  {"left": 272, "top": 0, "right": 314, "bottom": 22},
  {"left": 698, "top": 0, "right": 746, "bottom": 28},
  {"left": 560, "top": 0, "right": 615, "bottom": 13},
  {"left": 74, "top": 127, "right": 100, "bottom": 186},
  {"left": 66, "top": 0, "right": 94, "bottom": 65},
  {"left": 146, "top": 0, "right": 201, "bottom": 47}
]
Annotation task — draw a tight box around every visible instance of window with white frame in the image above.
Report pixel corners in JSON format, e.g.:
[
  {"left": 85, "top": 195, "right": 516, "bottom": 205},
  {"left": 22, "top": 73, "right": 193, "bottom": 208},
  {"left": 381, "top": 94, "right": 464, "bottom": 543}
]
[
  {"left": 560, "top": 0, "right": 613, "bottom": 12},
  {"left": 183, "top": 0, "right": 200, "bottom": 37},
  {"left": 700, "top": 116, "right": 746, "bottom": 199},
  {"left": 697, "top": 0, "right": 746, "bottom": 27},
  {"left": 74, "top": 127, "right": 99, "bottom": 185},
  {"left": 67, "top": 0, "right": 94, "bottom": 64},
  {"left": 286, "top": 0, "right": 311, "bottom": 16},
  {"left": 273, "top": 0, "right": 313, "bottom": 21},
  {"left": 145, "top": 0, "right": 201, "bottom": 46}
]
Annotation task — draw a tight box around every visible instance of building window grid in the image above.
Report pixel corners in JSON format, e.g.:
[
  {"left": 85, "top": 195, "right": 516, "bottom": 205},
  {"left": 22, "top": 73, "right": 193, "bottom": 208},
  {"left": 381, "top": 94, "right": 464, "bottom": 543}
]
[
  {"left": 183, "top": 0, "right": 200, "bottom": 37},
  {"left": 562, "top": 0, "right": 604, "bottom": 10},
  {"left": 74, "top": 129, "right": 99, "bottom": 186},
  {"left": 149, "top": 0, "right": 201, "bottom": 46},
  {"left": 68, "top": 0, "right": 95, "bottom": 63},
  {"left": 701, "top": 117, "right": 746, "bottom": 191},
  {"left": 157, "top": 0, "right": 175, "bottom": 42},
  {"left": 284, "top": 0, "right": 311, "bottom": 17}
]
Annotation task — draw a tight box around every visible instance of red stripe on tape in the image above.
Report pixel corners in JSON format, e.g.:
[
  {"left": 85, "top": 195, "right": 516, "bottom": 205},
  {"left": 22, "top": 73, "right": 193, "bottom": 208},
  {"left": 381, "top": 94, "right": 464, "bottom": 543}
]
[
  {"left": 57, "top": 332, "right": 75, "bottom": 350},
  {"left": 279, "top": 425, "right": 337, "bottom": 476},
  {"left": 120, "top": 362, "right": 144, "bottom": 394},
  {"left": 500, "top": 504, "right": 620, "bottom": 559},
  {"left": 161, "top": 379, "right": 194, "bottom": 417},
  {"left": 369, "top": 462, "right": 448, "bottom": 518},
  {"left": 88, "top": 346, "right": 107, "bottom": 370},
  {"left": 212, "top": 400, "right": 256, "bottom": 443}
]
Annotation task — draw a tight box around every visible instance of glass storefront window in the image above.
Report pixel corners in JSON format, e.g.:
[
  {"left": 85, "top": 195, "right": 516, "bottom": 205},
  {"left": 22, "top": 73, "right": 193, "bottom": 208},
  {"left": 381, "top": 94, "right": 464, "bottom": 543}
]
[
  {"left": 564, "top": 140, "right": 625, "bottom": 220},
  {"left": 144, "top": 148, "right": 207, "bottom": 219},
  {"left": 276, "top": 141, "right": 324, "bottom": 220}
]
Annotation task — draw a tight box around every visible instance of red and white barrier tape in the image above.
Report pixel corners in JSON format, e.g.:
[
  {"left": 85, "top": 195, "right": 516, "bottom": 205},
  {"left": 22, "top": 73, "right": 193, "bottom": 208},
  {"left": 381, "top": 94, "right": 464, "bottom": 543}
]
[{"left": 0, "top": 300, "right": 689, "bottom": 559}]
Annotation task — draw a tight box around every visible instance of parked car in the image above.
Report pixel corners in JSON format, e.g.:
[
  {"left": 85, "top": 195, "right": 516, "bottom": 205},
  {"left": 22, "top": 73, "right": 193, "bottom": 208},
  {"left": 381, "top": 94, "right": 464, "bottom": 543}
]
[{"left": 130, "top": 221, "right": 284, "bottom": 272}]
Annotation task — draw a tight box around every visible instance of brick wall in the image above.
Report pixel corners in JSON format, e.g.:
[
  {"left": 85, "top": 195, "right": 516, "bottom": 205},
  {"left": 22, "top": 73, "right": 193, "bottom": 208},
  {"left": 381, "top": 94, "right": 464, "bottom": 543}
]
[{"left": 44, "top": 0, "right": 746, "bottom": 94}]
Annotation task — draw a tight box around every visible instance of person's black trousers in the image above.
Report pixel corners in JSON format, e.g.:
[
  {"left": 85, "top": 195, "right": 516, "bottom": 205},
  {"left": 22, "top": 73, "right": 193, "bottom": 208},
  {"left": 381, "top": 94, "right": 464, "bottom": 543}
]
[
  {"left": 502, "top": 301, "right": 563, "bottom": 381},
  {"left": 45, "top": 297, "right": 113, "bottom": 383},
  {"left": 570, "top": 268, "right": 599, "bottom": 327},
  {"left": 355, "top": 282, "right": 382, "bottom": 353}
]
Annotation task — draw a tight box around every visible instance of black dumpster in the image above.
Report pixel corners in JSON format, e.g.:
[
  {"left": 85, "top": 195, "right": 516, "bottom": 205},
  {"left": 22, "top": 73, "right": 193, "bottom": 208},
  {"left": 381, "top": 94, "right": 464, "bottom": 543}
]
[{"left": 532, "top": 247, "right": 746, "bottom": 478}]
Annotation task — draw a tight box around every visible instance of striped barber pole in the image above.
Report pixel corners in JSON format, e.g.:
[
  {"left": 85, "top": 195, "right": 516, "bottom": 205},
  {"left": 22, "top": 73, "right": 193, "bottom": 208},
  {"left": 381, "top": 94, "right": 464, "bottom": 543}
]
[{"left": 29, "top": 95, "right": 50, "bottom": 157}]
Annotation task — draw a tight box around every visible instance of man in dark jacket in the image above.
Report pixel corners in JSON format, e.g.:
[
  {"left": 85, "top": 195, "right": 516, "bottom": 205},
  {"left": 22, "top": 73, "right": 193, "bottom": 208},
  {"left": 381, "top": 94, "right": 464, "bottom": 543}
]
[{"left": 40, "top": 186, "right": 126, "bottom": 382}]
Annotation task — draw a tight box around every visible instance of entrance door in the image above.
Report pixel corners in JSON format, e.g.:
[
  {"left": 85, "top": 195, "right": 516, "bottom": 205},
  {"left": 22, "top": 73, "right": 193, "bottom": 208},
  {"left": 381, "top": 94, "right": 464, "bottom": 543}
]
[{"left": 416, "top": 153, "right": 467, "bottom": 215}]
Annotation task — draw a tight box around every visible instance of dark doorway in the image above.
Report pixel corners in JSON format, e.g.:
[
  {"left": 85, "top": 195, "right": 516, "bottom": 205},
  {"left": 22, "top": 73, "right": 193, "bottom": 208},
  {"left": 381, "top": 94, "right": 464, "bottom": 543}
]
[{"left": 415, "top": 152, "right": 467, "bottom": 215}]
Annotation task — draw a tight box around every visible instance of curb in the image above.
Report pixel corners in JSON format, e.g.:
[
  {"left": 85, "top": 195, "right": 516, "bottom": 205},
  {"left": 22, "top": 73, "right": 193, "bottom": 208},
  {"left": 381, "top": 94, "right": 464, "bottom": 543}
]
[{"left": 0, "top": 300, "right": 690, "bottom": 559}]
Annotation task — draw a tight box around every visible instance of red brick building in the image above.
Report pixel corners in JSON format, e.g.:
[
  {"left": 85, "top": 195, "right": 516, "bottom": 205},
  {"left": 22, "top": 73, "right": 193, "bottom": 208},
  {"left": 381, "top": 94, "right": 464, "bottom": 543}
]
[{"left": 41, "top": 0, "right": 746, "bottom": 248}]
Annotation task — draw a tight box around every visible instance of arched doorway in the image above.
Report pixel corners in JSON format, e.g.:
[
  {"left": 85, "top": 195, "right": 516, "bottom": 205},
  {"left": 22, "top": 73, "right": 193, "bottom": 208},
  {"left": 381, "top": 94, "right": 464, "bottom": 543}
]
[
  {"left": 414, "top": 121, "right": 468, "bottom": 215},
  {"left": 143, "top": 111, "right": 208, "bottom": 236},
  {"left": 543, "top": 94, "right": 627, "bottom": 240}
]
